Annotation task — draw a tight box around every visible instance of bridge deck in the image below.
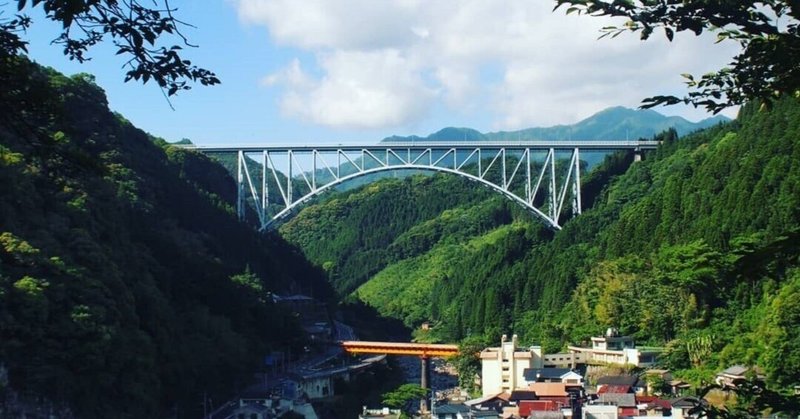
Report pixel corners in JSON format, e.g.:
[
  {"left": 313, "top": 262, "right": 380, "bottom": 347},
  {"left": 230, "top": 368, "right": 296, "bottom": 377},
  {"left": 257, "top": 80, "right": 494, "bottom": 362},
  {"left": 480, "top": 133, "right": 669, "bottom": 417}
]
[
  {"left": 340, "top": 340, "right": 459, "bottom": 358},
  {"left": 188, "top": 140, "right": 660, "bottom": 153}
]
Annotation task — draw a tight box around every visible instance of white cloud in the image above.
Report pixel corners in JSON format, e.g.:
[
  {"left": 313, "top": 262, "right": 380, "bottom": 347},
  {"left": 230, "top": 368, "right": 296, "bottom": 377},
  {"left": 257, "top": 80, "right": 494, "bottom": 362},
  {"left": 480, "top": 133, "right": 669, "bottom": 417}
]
[
  {"left": 234, "top": 0, "right": 741, "bottom": 130},
  {"left": 266, "top": 50, "right": 434, "bottom": 129}
]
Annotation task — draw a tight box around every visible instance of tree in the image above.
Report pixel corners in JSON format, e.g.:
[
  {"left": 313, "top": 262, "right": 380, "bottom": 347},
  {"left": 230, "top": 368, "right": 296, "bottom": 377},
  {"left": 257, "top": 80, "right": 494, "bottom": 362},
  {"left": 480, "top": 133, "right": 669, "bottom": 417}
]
[
  {"left": 0, "top": 0, "right": 219, "bottom": 96},
  {"left": 381, "top": 383, "right": 428, "bottom": 414},
  {"left": 554, "top": 0, "right": 800, "bottom": 113},
  {"left": 688, "top": 379, "right": 800, "bottom": 418}
]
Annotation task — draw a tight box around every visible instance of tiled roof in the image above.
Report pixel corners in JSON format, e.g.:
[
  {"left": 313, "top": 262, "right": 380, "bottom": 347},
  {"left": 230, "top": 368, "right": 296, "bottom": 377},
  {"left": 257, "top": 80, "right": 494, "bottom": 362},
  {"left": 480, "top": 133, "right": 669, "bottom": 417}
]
[
  {"left": 597, "top": 385, "right": 631, "bottom": 394},
  {"left": 596, "top": 375, "right": 640, "bottom": 386},
  {"left": 470, "top": 410, "right": 501, "bottom": 417},
  {"left": 529, "top": 383, "right": 568, "bottom": 397},
  {"left": 523, "top": 368, "right": 575, "bottom": 381},
  {"left": 435, "top": 403, "right": 470, "bottom": 414},
  {"left": 720, "top": 365, "right": 749, "bottom": 376},
  {"left": 465, "top": 393, "right": 511, "bottom": 407},
  {"left": 598, "top": 393, "right": 636, "bottom": 407},
  {"left": 509, "top": 390, "right": 538, "bottom": 402}
]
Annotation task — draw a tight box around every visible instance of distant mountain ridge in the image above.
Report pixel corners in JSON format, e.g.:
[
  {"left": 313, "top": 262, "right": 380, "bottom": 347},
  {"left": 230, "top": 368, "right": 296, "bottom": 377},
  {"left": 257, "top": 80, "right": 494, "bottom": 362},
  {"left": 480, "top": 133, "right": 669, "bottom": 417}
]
[{"left": 382, "top": 106, "right": 730, "bottom": 142}]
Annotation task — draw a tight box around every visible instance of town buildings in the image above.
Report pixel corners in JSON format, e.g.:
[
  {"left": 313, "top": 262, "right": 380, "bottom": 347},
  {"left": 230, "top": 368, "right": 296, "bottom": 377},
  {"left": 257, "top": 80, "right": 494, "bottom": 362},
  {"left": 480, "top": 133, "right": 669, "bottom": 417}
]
[
  {"left": 458, "top": 332, "right": 720, "bottom": 419},
  {"left": 479, "top": 335, "right": 544, "bottom": 396},
  {"left": 566, "top": 328, "right": 661, "bottom": 368}
]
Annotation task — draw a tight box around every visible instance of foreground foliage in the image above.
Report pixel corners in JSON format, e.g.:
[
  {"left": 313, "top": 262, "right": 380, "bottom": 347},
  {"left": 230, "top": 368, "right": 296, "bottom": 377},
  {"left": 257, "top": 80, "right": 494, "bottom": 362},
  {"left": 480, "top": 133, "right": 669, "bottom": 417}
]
[
  {"left": 0, "top": 57, "right": 330, "bottom": 418},
  {"left": 554, "top": 0, "right": 800, "bottom": 114}
]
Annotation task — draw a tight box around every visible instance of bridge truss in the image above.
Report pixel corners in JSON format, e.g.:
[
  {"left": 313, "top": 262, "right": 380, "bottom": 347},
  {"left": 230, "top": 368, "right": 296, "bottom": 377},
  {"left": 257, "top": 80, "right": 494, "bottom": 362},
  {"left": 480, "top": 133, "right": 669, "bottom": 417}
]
[{"left": 193, "top": 141, "right": 657, "bottom": 231}]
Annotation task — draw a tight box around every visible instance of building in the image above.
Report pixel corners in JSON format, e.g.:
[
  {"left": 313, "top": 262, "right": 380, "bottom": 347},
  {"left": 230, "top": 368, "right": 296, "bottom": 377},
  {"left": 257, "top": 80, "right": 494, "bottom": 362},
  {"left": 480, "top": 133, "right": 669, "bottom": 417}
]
[
  {"left": 527, "top": 383, "right": 571, "bottom": 409},
  {"left": 524, "top": 368, "right": 584, "bottom": 387},
  {"left": 635, "top": 396, "right": 672, "bottom": 416},
  {"left": 465, "top": 393, "right": 510, "bottom": 413},
  {"left": 432, "top": 403, "right": 471, "bottom": 419},
  {"left": 714, "top": 365, "right": 765, "bottom": 388},
  {"left": 597, "top": 393, "right": 637, "bottom": 417},
  {"left": 480, "top": 335, "right": 544, "bottom": 396},
  {"left": 208, "top": 397, "right": 317, "bottom": 419},
  {"left": 669, "top": 396, "right": 704, "bottom": 419},
  {"left": 359, "top": 407, "right": 403, "bottom": 419},
  {"left": 582, "top": 405, "right": 618, "bottom": 419},
  {"left": 567, "top": 328, "right": 662, "bottom": 367},
  {"left": 596, "top": 375, "right": 644, "bottom": 395}
]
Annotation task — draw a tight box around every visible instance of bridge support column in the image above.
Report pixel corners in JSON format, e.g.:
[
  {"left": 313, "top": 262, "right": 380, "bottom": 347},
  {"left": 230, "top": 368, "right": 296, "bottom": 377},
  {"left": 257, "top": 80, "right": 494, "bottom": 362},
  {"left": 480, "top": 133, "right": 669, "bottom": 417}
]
[
  {"left": 420, "top": 356, "right": 430, "bottom": 413},
  {"left": 236, "top": 150, "right": 245, "bottom": 219},
  {"left": 634, "top": 147, "right": 643, "bottom": 162}
]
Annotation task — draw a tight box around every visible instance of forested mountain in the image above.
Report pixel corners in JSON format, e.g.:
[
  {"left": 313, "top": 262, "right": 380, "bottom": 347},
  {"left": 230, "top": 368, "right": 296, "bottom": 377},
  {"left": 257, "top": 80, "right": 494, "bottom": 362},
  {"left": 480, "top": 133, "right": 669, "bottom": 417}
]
[
  {"left": 382, "top": 106, "right": 729, "bottom": 142},
  {"left": 0, "top": 57, "right": 332, "bottom": 418},
  {"left": 281, "top": 97, "right": 800, "bottom": 388}
]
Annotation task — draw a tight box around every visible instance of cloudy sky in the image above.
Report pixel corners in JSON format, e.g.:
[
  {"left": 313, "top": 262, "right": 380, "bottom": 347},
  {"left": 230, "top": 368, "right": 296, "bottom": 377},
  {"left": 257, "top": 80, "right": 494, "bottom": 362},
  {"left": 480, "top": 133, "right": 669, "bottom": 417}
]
[{"left": 9, "top": 0, "right": 741, "bottom": 145}]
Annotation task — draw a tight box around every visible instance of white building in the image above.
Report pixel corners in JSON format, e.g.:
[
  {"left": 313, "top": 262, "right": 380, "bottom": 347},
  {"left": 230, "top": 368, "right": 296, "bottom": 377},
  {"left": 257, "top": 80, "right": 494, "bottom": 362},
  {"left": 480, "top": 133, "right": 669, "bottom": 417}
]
[
  {"left": 567, "top": 328, "right": 662, "bottom": 367},
  {"left": 479, "top": 334, "right": 544, "bottom": 396},
  {"left": 583, "top": 405, "right": 618, "bottom": 419}
]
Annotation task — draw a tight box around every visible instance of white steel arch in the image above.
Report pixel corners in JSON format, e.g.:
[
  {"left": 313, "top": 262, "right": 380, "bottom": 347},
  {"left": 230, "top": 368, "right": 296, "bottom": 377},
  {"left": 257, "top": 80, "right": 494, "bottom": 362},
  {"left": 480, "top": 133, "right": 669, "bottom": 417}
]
[{"left": 191, "top": 141, "right": 657, "bottom": 231}]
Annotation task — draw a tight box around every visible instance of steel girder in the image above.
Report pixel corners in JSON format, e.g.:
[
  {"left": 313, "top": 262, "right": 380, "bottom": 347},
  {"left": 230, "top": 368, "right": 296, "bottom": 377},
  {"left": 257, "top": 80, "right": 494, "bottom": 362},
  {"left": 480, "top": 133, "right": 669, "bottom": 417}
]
[{"left": 194, "top": 141, "right": 657, "bottom": 231}]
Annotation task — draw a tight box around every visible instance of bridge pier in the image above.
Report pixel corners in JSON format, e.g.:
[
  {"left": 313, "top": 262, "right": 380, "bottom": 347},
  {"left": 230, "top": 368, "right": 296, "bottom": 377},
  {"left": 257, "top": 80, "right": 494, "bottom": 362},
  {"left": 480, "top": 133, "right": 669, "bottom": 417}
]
[{"left": 420, "top": 356, "right": 431, "bottom": 413}]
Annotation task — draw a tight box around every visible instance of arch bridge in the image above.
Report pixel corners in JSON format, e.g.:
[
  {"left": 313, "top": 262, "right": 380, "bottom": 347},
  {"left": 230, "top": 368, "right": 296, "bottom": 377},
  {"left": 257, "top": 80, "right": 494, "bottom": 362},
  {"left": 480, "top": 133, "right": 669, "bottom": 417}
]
[{"left": 191, "top": 141, "right": 658, "bottom": 230}]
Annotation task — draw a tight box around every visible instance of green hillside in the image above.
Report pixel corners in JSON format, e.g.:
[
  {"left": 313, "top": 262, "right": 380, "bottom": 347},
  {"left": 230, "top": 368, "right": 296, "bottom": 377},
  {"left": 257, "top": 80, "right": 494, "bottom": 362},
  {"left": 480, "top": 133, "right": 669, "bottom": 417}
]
[
  {"left": 281, "top": 97, "right": 800, "bottom": 388},
  {"left": 0, "top": 57, "right": 332, "bottom": 418},
  {"left": 279, "top": 175, "right": 517, "bottom": 295}
]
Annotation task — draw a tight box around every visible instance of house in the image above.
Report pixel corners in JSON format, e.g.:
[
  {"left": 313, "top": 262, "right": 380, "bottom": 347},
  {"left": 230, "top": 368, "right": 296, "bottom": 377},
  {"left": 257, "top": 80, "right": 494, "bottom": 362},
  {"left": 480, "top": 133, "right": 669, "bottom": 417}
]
[
  {"left": 595, "top": 375, "right": 644, "bottom": 395},
  {"left": 433, "top": 403, "right": 471, "bottom": 419},
  {"left": 596, "top": 385, "right": 630, "bottom": 395},
  {"left": 465, "top": 393, "right": 510, "bottom": 413},
  {"left": 669, "top": 396, "right": 705, "bottom": 419},
  {"left": 526, "top": 411, "right": 564, "bottom": 419},
  {"left": 528, "top": 382, "right": 571, "bottom": 409},
  {"left": 221, "top": 401, "right": 272, "bottom": 419},
  {"left": 480, "top": 335, "right": 545, "bottom": 396},
  {"left": 635, "top": 395, "right": 672, "bottom": 416},
  {"left": 359, "top": 407, "right": 403, "bottom": 419},
  {"left": 524, "top": 368, "right": 584, "bottom": 387},
  {"left": 582, "top": 404, "right": 618, "bottom": 419},
  {"left": 597, "top": 393, "right": 637, "bottom": 417},
  {"left": 567, "top": 329, "right": 662, "bottom": 368},
  {"left": 509, "top": 390, "right": 539, "bottom": 404},
  {"left": 468, "top": 409, "right": 501, "bottom": 418},
  {"left": 668, "top": 380, "right": 691, "bottom": 396},
  {"left": 714, "top": 365, "right": 765, "bottom": 388},
  {"left": 519, "top": 400, "right": 559, "bottom": 416},
  {"left": 209, "top": 397, "right": 316, "bottom": 419}
]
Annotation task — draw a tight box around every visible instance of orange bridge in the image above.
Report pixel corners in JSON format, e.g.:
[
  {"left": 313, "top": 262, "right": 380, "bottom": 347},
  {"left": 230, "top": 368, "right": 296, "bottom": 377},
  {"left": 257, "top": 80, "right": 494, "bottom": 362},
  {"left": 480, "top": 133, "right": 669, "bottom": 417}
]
[{"left": 340, "top": 340, "right": 459, "bottom": 358}]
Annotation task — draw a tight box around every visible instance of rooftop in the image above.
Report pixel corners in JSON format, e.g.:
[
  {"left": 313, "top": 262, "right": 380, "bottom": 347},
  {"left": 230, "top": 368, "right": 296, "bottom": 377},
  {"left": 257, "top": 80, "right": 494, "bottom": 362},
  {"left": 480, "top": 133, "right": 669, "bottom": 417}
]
[
  {"left": 596, "top": 375, "right": 641, "bottom": 386},
  {"left": 598, "top": 393, "right": 636, "bottom": 407},
  {"left": 509, "top": 390, "right": 538, "bottom": 402},
  {"left": 529, "top": 382, "right": 568, "bottom": 397},
  {"left": 523, "top": 368, "right": 576, "bottom": 381}
]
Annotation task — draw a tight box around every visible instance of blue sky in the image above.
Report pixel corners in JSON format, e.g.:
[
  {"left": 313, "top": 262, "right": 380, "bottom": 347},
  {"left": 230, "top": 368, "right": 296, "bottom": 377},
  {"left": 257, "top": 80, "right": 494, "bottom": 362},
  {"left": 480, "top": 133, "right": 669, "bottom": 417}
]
[{"left": 5, "top": 1, "right": 741, "bottom": 146}]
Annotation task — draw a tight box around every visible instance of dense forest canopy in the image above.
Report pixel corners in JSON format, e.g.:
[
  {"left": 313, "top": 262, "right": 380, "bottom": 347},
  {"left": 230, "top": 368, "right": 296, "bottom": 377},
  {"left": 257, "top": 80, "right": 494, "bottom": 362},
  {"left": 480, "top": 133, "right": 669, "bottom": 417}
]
[{"left": 0, "top": 56, "right": 330, "bottom": 418}]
